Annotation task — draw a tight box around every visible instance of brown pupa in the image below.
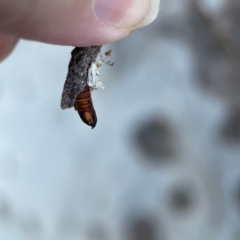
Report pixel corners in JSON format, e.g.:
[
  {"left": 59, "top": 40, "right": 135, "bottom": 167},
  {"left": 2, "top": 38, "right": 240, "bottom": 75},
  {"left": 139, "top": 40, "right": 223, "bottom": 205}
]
[{"left": 61, "top": 46, "right": 102, "bottom": 129}]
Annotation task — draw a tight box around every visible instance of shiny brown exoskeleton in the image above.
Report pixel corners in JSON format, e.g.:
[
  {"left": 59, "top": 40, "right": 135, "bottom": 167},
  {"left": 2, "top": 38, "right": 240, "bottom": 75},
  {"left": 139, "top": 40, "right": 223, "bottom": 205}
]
[{"left": 74, "top": 85, "right": 97, "bottom": 129}]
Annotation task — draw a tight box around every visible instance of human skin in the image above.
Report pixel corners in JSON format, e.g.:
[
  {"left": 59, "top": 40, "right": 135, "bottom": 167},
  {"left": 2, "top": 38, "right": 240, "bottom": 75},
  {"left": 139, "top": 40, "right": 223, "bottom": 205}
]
[{"left": 0, "top": 0, "right": 160, "bottom": 61}]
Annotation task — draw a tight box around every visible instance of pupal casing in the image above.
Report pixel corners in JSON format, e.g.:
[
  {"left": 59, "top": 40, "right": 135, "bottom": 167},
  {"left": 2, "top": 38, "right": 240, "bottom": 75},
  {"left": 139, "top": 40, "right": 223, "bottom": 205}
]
[{"left": 60, "top": 46, "right": 102, "bottom": 128}]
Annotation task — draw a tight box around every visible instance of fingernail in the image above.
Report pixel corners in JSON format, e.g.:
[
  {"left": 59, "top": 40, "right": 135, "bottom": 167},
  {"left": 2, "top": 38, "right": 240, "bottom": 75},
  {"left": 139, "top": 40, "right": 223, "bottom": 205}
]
[{"left": 93, "top": 0, "right": 160, "bottom": 30}]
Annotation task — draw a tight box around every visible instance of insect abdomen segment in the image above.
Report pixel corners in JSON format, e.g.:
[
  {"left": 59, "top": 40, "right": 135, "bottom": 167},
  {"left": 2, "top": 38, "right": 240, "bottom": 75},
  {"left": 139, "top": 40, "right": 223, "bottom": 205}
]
[{"left": 74, "top": 86, "right": 97, "bottom": 129}]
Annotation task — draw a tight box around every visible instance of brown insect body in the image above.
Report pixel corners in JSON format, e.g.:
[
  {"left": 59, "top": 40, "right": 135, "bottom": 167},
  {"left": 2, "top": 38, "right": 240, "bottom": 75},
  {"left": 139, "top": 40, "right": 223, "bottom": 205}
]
[{"left": 74, "top": 85, "right": 97, "bottom": 129}]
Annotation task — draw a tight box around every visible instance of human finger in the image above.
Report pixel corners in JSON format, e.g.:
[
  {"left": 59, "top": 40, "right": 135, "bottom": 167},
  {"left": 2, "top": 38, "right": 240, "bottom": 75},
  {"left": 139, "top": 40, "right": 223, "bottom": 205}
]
[
  {"left": 0, "top": 33, "right": 18, "bottom": 62},
  {"left": 0, "top": 0, "right": 160, "bottom": 46}
]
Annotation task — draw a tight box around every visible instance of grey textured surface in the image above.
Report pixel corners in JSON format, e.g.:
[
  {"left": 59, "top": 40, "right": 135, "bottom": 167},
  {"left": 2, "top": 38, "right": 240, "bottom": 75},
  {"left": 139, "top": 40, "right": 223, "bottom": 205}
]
[{"left": 61, "top": 46, "right": 101, "bottom": 110}]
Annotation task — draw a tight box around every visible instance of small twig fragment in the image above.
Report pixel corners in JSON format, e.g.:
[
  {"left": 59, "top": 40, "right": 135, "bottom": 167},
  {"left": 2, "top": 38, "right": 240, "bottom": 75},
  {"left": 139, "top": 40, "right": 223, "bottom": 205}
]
[{"left": 105, "top": 49, "right": 112, "bottom": 57}]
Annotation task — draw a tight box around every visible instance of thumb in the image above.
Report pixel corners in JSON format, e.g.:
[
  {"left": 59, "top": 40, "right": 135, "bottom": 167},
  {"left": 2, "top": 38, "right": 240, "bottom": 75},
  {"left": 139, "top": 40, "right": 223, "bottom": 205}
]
[{"left": 0, "top": 0, "right": 160, "bottom": 46}]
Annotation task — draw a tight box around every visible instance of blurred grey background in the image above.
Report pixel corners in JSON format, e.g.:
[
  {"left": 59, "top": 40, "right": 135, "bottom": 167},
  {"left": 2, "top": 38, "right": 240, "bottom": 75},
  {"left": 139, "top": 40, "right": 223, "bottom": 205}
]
[{"left": 0, "top": 0, "right": 240, "bottom": 239}]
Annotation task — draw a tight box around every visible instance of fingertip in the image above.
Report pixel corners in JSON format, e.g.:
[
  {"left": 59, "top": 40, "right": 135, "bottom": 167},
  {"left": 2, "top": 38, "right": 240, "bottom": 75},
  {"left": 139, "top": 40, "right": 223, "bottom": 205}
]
[
  {"left": 0, "top": 33, "right": 18, "bottom": 62},
  {"left": 0, "top": 0, "right": 158, "bottom": 47},
  {"left": 92, "top": 0, "right": 160, "bottom": 30}
]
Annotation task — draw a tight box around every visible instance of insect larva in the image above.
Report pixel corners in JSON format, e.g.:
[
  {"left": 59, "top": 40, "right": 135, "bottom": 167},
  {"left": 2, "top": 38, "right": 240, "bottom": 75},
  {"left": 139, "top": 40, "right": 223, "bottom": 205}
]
[{"left": 74, "top": 85, "right": 97, "bottom": 129}]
